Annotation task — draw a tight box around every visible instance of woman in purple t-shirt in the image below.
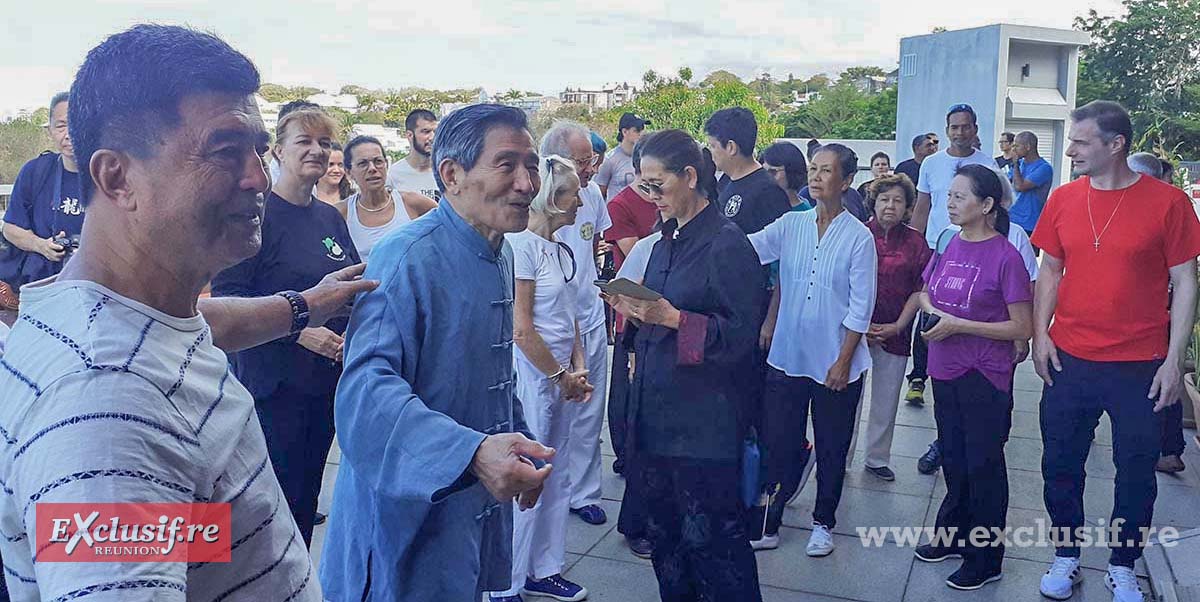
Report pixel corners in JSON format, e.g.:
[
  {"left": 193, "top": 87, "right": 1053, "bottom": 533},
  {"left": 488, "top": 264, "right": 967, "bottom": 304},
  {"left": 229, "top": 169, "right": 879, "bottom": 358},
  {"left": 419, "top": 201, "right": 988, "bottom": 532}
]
[{"left": 912, "top": 164, "right": 1033, "bottom": 590}]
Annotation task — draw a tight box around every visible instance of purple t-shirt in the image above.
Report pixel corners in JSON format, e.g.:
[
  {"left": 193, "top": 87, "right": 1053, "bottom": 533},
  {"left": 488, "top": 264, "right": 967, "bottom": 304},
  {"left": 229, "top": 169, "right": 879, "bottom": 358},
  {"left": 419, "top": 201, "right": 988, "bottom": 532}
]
[{"left": 923, "top": 234, "right": 1033, "bottom": 392}]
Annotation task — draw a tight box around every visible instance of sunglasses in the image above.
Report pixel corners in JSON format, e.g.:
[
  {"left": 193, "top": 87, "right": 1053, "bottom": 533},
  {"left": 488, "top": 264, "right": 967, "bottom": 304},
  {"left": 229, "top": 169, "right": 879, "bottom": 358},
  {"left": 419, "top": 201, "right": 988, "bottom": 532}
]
[{"left": 555, "top": 242, "right": 577, "bottom": 283}]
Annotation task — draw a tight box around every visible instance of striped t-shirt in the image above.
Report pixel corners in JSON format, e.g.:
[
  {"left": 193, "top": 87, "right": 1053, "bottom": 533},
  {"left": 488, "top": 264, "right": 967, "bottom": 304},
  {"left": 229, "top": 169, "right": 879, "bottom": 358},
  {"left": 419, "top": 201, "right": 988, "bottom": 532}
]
[{"left": 0, "top": 280, "right": 318, "bottom": 601}]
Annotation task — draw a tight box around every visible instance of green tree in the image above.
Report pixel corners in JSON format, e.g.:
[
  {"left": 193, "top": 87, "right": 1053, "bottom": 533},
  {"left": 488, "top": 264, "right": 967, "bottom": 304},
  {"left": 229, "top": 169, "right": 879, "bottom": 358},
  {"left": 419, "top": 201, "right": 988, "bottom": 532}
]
[
  {"left": 701, "top": 70, "right": 742, "bottom": 87},
  {"left": 678, "top": 67, "right": 694, "bottom": 84},
  {"left": 837, "top": 66, "right": 887, "bottom": 85},
  {"left": 0, "top": 116, "right": 53, "bottom": 185},
  {"left": 611, "top": 79, "right": 783, "bottom": 151},
  {"left": 1075, "top": 0, "right": 1200, "bottom": 155},
  {"left": 257, "top": 83, "right": 321, "bottom": 103}
]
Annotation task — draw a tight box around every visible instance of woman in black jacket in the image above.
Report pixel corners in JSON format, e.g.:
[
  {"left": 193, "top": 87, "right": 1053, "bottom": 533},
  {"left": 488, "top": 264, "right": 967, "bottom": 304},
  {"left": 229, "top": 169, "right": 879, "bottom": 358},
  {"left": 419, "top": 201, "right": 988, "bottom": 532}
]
[
  {"left": 604, "top": 129, "right": 766, "bottom": 601},
  {"left": 212, "top": 107, "right": 360, "bottom": 546}
]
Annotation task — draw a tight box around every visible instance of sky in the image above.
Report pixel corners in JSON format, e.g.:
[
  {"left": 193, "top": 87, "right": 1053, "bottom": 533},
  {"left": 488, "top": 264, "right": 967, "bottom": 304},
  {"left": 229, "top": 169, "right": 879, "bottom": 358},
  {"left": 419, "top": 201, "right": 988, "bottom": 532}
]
[{"left": 0, "top": 0, "right": 1124, "bottom": 118}]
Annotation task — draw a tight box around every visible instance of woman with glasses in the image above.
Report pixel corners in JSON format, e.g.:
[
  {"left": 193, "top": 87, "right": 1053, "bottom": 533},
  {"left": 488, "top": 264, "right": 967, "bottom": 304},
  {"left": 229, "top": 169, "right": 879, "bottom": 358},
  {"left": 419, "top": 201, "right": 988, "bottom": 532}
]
[
  {"left": 604, "top": 129, "right": 767, "bottom": 601},
  {"left": 211, "top": 107, "right": 361, "bottom": 547},
  {"left": 760, "top": 141, "right": 810, "bottom": 211},
  {"left": 336, "top": 135, "right": 416, "bottom": 261},
  {"left": 493, "top": 156, "right": 593, "bottom": 602},
  {"left": 315, "top": 141, "right": 352, "bottom": 205}
]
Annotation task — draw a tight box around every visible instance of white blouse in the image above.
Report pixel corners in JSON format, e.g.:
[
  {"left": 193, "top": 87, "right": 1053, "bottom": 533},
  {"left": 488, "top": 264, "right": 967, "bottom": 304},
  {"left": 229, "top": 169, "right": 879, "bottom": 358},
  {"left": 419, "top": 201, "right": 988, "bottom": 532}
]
[{"left": 749, "top": 210, "right": 878, "bottom": 384}]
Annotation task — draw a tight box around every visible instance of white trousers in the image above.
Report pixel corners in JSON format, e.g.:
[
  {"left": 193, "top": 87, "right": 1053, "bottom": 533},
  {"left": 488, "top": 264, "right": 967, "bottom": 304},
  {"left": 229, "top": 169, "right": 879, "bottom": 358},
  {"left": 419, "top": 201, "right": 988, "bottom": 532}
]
[
  {"left": 863, "top": 346, "right": 909, "bottom": 469},
  {"left": 503, "top": 359, "right": 575, "bottom": 595},
  {"left": 566, "top": 326, "right": 608, "bottom": 508}
]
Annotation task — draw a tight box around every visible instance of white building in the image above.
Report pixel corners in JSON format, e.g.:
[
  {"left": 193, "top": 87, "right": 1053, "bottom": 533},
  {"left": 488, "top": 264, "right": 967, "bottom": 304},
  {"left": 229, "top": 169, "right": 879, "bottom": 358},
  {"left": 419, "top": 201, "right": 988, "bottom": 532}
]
[
  {"left": 560, "top": 83, "right": 637, "bottom": 110},
  {"left": 502, "top": 96, "right": 563, "bottom": 115},
  {"left": 309, "top": 92, "right": 360, "bottom": 112},
  {"left": 349, "top": 124, "right": 410, "bottom": 154},
  {"left": 255, "top": 95, "right": 280, "bottom": 132}
]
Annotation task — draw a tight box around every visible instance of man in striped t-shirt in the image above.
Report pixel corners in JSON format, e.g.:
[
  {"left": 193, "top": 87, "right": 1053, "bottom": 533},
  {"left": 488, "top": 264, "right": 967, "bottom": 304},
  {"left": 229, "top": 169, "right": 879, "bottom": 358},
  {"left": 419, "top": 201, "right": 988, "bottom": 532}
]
[{"left": 0, "top": 25, "right": 374, "bottom": 600}]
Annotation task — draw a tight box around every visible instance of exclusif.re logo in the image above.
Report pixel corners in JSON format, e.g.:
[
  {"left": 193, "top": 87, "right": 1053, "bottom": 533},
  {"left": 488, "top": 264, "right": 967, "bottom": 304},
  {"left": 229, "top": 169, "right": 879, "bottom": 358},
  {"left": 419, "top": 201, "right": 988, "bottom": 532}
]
[{"left": 36, "top": 502, "right": 231, "bottom": 563}]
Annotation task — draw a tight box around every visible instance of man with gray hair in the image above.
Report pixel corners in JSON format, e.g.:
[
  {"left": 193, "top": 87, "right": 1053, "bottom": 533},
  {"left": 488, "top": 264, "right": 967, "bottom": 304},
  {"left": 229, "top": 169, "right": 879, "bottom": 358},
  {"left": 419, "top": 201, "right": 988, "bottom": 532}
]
[
  {"left": 1, "top": 91, "right": 83, "bottom": 292},
  {"left": 538, "top": 120, "right": 613, "bottom": 528},
  {"left": 1127, "top": 151, "right": 1164, "bottom": 179},
  {"left": 321, "top": 103, "right": 555, "bottom": 601}
]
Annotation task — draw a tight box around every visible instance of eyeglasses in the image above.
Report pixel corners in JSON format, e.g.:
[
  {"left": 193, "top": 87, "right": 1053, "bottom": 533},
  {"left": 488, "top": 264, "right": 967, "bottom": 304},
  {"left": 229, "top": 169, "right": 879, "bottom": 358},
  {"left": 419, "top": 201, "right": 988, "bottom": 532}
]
[
  {"left": 555, "top": 242, "right": 577, "bottom": 283},
  {"left": 571, "top": 154, "right": 600, "bottom": 168},
  {"left": 763, "top": 165, "right": 787, "bottom": 176},
  {"left": 354, "top": 157, "right": 388, "bottom": 170}
]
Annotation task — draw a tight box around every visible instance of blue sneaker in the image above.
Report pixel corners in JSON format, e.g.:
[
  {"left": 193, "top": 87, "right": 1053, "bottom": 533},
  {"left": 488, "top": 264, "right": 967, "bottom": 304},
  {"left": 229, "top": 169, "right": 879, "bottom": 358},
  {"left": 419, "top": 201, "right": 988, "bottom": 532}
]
[
  {"left": 569, "top": 504, "right": 607, "bottom": 525},
  {"left": 489, "top": 595, "right": 523, "bottom": 602},
  {"left": 522, "top": 574, "right": 588, "bottom": 601}
]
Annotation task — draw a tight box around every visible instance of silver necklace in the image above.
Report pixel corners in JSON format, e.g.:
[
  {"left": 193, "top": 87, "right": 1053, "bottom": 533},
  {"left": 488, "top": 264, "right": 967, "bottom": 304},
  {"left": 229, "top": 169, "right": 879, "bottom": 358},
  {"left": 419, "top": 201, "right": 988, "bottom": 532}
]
[{"left": 1086, "top": 184, "right": 1128, "bottom": 252}]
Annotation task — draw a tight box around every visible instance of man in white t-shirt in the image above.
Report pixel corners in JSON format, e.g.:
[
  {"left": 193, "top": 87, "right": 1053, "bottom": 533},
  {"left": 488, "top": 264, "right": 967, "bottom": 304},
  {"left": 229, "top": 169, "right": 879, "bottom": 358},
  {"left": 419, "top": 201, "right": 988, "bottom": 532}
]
[
  {"left": 540, "top": 121, "right": 613, "bottom": 525},
  {"left": 0, "top": 25, "right": 375, "bottom": 600},
  {"left": 911, "top": 103, "right": 999, "bottom": 249},
  {"left": 386, "top": 108, "right": 441, "bottom": 201}
]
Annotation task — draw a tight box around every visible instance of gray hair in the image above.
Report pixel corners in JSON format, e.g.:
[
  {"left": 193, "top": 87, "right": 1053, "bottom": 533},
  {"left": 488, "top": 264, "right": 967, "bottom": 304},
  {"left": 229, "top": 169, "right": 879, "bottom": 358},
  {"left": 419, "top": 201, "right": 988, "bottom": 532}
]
[
  {"left": 540, "top": 120, "right": 590, "bottom": 159},
  {"left": 432, "top": 103, "right": 530, "bottom": 192},
  {"left": 530, "top": 155, "right": 579, "bottom": 216},
  {"left": 49, "top": 91, "right": 69, "bottom": 116},
  {"left": 1127, "top": 152, "right": 1163, "bottom": 179}
]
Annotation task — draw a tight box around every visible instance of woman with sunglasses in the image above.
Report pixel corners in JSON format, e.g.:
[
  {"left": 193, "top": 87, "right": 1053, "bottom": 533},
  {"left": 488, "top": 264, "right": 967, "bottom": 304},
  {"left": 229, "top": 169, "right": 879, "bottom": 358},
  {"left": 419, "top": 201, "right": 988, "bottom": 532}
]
[
  {"left": 604, "top": 129, "right": 767, "bottom": 601},
  {"left": 493, "top": 155, "right": 593, "bottom": 602}
]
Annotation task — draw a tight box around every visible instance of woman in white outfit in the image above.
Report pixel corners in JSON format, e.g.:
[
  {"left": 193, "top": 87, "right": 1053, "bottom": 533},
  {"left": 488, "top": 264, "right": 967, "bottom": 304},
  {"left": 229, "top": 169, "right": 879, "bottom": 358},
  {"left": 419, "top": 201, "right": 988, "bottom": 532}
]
[
  {"left": 492, "top": 156, "right": 594, "bottom": 602},
  {"left": 337, "top": 135, "right": 438, "bottom": 261}
]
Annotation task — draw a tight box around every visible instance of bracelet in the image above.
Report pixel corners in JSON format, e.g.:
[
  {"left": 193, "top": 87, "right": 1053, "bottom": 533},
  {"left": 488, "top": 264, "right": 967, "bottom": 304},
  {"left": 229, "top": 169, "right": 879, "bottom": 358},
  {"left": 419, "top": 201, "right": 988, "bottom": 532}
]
[
  {"left": 275, "top": 290, "right": 310, "bottom": 336},
  {"left": 548, "top": 366, "right": 567, "bottom": 382}
]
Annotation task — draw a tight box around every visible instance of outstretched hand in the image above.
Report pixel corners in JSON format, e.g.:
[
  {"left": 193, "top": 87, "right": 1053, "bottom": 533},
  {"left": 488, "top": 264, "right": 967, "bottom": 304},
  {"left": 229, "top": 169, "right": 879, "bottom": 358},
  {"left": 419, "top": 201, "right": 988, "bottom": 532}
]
[
  {"left": 302, "top": 263, "right": 380, "bottom": 327},
  {"left": 471, "top": 433, "right": 555, "bottom": 508}
]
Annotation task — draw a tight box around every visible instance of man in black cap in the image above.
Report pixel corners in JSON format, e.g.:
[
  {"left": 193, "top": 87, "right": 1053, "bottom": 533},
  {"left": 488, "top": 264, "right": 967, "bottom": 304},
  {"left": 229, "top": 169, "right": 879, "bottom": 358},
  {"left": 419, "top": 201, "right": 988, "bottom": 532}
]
[{"left": 597, "top": 112, "right": 649, "bottom": 201}]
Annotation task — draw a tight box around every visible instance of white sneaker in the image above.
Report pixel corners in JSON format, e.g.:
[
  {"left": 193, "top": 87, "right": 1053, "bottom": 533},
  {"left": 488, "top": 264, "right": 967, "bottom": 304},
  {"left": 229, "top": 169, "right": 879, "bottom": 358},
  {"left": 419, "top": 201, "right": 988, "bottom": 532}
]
[
  {"left": 1039, "top": 556, "right": 1082, "bottom": 600},
  {"left": 806, "top": 522, "right": 835, "bottom": 557},
  {"left": 1104, "top": 565, "right": 1143, "bottom": 602},
  {"left": 750, "top": 532, "right": 779, "bottom": 551}
]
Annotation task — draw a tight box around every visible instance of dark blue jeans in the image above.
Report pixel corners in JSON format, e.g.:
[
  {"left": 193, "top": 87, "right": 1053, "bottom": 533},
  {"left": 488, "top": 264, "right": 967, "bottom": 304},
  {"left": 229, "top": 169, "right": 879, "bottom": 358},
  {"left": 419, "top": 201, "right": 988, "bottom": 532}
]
[
  {"left": 1040, "top": 351, "right": 1162, "bottom": 568},
  {"left": 1161, "top": 401, "right": 1185, "bottom": 457}
]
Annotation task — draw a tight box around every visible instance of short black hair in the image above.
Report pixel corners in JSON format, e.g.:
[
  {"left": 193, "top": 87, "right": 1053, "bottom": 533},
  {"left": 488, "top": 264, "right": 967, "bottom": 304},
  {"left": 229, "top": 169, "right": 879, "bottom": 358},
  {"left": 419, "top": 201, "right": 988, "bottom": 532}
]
[
  {"left": 760, "top": 142, "right": 807, "bottom": 191},
  {"left": 343, "top": 135, "right": 385, "bottom": 169},
  {"left": 69, "top": 24, "right": 260, "bottom": 206},
  {"left": 703, "top": 107, "right": 757, "bottom": 158},
  {"left": 910, "top": 134, "right": 928, "bottom": 150},
  {"left": 1000, "top": 132, "right": 1015, "bottom": 143},
  {"left": 869, "top": 151, "right": 891, "bottom": 166},
  {"left": 432, "top": 103, "right": 529, "bottom": 192},
  {"left": 946, "top": 103, "right": 977, "bottom": 125},
  {"left": 405, "top": 109, "right": 437, "bottom": 132},
  {"left": 1070, "top": 100, "right": 1133, "bottom": 154}
]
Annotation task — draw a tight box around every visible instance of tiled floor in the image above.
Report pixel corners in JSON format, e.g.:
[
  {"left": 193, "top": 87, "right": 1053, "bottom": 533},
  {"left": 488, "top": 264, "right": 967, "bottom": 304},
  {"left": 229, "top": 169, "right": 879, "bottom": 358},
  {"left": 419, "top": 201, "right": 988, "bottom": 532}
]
[{"left": 310, "top": 360, "right": 1200, "bottom": 601}]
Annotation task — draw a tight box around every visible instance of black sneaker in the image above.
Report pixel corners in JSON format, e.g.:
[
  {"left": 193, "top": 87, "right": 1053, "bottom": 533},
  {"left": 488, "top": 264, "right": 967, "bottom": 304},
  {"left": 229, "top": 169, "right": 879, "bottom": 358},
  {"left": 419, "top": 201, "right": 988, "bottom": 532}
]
[
  {"left": 865, "top": 465, "right": 896, "bottom": 481},
  {"left": 946, "top": 565, "right": 1002, "bottom": 590},
  {"left": 627, "top": 537, "right": 653, "bottom": 559},
  {"left": 914, "top": 544, "right": 962, "bottom": 563},
  {"left": 314, "top": 512, "right": 327, "bottom": 526},
  {"left": 917, "top": 441, "right": 941, "bottom": 475}
]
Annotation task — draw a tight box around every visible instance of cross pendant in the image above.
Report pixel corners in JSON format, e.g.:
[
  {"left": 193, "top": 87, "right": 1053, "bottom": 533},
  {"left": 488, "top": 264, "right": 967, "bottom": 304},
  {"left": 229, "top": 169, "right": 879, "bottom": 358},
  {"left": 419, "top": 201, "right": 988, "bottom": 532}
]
[{"left": 1093, "top": 241, "right": 1100, "bottom": 251}]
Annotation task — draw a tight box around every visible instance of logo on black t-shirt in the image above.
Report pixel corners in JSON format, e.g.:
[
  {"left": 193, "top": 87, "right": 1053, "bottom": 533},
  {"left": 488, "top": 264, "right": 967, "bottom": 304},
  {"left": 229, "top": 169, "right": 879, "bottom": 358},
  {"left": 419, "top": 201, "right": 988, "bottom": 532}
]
[
  {"left": 322, "top": 237, "right": 347, "bottom": 261},
  {"left": 724, "top": 195, "right": 743, "bottom": 217}
]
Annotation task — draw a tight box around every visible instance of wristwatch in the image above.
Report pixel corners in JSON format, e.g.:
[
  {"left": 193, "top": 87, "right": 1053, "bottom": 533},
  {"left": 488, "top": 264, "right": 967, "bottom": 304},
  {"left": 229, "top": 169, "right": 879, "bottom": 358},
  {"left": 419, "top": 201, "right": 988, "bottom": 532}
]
[{"left": 275, "top": 290, "right": 310, "bottom": 337}]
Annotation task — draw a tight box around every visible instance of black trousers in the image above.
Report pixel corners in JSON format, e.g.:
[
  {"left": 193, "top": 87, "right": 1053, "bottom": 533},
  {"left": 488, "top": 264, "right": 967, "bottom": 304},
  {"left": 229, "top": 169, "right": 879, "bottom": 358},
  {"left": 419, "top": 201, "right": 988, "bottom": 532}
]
[
  {"left": 762, "top": 368, "right": 862, "bottom": 531},
  {"left": 1161, "top": 401, "right": 1185, "bottom": 457},
  {"left": 611, "top": 335, "right": 651, "bottom": 539},
  {"left": 639, "top": 455, "right": 762, "bottom": 602},
  {"left": 908, "top": 319, "right": 928, "bottom": 382},
  {"left": 1041, "top": 352, "right": 1161, "bottom": 567},
  {"left": 257, "top": 381, "right": 336, "bottom": 547},
  {"left": 931, "top": 370, "right": 1012, "bottom": 572}
]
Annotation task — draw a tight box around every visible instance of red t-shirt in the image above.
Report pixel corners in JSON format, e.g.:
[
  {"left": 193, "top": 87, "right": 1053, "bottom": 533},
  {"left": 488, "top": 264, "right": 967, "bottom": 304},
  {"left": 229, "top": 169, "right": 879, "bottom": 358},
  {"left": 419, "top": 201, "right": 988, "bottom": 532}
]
[
  {"left": 604, "top": 186, "right": 659, "bottom": 270},
  {"left": 1031, "top": 175, "right": 1200, "bottom": 361}
]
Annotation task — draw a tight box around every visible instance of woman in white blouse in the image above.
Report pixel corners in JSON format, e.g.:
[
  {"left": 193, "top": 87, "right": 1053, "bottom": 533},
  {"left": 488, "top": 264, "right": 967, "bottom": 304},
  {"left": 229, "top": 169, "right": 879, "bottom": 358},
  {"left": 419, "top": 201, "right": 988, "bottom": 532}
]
[{"left": 748, "top": 144, "right": 878, "bottom": 557}]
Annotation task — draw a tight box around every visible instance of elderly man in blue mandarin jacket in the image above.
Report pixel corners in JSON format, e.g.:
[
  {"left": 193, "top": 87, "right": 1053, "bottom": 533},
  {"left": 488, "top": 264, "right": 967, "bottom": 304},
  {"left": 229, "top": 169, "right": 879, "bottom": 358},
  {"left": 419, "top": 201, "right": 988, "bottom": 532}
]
[{"left": 319, "top": 103, "right": 556, "bottom": 601}]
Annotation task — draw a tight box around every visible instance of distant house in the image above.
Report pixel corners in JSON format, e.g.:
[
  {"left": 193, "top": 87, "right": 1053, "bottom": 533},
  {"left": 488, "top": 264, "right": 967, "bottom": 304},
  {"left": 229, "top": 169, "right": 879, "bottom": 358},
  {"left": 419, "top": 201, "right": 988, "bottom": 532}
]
[
  {"left": 559, "top": 83, "right": 637, "bottom": 110},
  {"left": 255, "top": 95, "right": 280, "bottom": 132},
  {"left": 350, "top": 124, "right": 410, "bottom": 154},
  {"left": 853, "top": 75, "right": 891, "bottom": 95},
  {"left": 309, "top": 92, "right": 360, "bottom": 112},
  {"left": 501, "top": 95, "right": 563, "bottom": 116}
]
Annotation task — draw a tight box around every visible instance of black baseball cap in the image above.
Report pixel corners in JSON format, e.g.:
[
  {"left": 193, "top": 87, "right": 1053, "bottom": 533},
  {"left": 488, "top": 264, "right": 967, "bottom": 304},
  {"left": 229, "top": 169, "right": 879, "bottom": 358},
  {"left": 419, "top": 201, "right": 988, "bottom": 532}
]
[{"left": 619, "top": 113, "right": 650, "bottom": 130}]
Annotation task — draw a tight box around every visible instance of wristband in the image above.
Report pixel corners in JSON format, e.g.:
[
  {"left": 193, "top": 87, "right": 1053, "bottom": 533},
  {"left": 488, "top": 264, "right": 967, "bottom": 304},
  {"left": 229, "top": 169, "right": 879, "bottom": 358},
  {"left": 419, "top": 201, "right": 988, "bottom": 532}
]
[
  {"left": 275, "top": 290, "right": 310, "bottom": 336},
  {"left": 548, "top": 366, "right": 567, "bottom": 382}
]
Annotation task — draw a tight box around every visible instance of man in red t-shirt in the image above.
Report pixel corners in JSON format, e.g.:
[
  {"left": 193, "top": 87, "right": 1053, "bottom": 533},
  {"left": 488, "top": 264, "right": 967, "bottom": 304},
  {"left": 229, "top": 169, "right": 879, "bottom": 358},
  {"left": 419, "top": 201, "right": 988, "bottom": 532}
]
[
  {"left": 1031, "top": 100, "right": 1200, "bottom": 602},
  {"left": 601, "top": 147, "right": 659, "bottom": 558}
]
